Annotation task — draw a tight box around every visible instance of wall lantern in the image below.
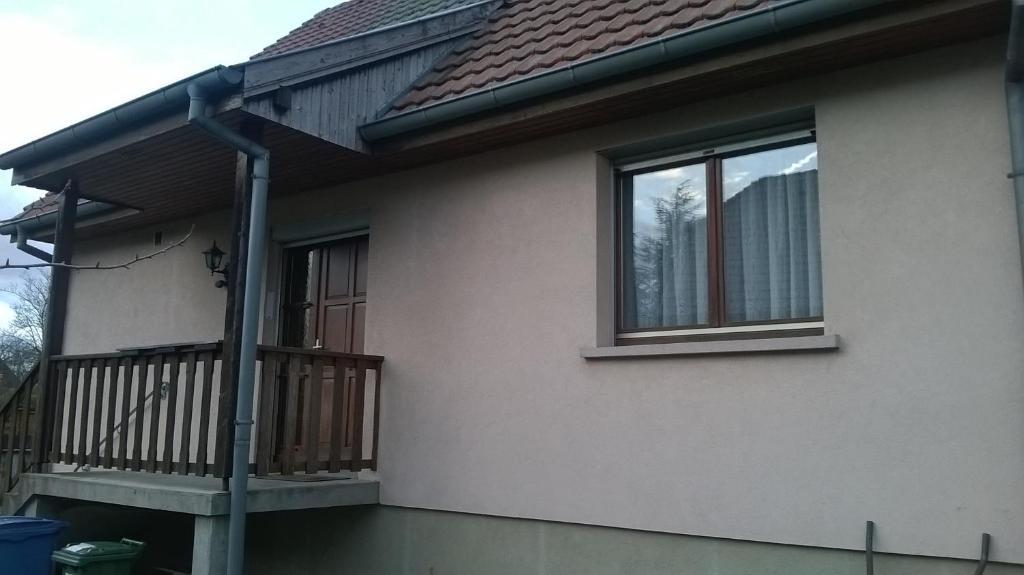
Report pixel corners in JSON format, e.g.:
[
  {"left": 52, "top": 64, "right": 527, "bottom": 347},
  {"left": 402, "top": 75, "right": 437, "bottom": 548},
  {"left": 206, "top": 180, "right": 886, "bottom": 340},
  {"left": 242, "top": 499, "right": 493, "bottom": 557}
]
[{"left": 202, "top": 241, "right": 229, "bottom": 288}]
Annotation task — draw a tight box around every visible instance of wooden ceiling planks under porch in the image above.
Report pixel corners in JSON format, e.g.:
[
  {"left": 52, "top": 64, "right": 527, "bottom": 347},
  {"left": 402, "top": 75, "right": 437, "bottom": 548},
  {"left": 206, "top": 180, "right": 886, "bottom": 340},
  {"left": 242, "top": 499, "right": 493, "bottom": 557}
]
[{"left": 17, "top": 111, "right": 372, "bottom": 239}]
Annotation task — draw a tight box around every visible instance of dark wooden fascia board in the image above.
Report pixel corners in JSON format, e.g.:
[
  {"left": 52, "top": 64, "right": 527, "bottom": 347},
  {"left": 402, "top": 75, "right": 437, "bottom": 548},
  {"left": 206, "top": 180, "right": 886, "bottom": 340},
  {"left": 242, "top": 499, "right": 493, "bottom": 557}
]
[{"left": 242, "top": 1, "right": 498, "bottom": 98}]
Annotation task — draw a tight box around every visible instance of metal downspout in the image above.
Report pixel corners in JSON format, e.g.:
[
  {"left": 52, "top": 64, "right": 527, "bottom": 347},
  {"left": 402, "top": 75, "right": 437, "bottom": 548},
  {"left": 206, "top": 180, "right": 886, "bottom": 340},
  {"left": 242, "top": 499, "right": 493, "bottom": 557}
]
[
  {"left": 15, "top": 226, "right": 52, "bottom": 262},
  {"left": 187, "top": 84, "right": 269, "bottom": 575},
  {"left": 1008, "top": 0, "right": 1024, "bottom": 283}
]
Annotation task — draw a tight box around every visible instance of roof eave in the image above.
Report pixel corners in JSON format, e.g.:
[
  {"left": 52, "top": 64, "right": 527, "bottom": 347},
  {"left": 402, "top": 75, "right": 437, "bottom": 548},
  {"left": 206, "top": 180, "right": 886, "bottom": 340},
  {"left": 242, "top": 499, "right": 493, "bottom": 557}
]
[
  {"left": 0, "top": 65, "right": 243, "bottom": 171},
  {"left": 358, "top": 0, "right": 889, "bottom": 142},
  {"left": 0, "top": 199, "right": 136, "bottom": 239}
]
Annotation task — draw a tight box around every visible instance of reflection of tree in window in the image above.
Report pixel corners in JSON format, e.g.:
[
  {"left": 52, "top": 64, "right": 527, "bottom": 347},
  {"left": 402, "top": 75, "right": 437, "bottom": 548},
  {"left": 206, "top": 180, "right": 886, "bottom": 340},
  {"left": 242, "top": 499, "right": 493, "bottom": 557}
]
[
  {"left": 620, "top": 138, "right": 822, "bottom": 333},
  {"left": 632, "top": 178, "right": 708, "bottom": 328}
]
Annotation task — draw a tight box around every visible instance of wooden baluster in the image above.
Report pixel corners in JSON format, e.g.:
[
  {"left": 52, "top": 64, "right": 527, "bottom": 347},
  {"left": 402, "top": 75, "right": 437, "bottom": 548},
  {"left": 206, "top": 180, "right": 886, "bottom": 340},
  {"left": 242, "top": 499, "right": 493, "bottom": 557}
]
[
  {"left": 49, "top": 362, "right": 67, "bottom": 463},
  {"left": 178, "top": 352, "right": 198, "bottom": 476},
  {"left": 2, "top": 390, "right": 24, "bottom": 489},
  {"left": 0, "top": 408, "right": 11, "bottom": 492},
  {"left": 349, "top": 360, "right": 367, "bottom": 472},
  {"left": 281, "top": 354, "right": 301, "bottom": 475},
  {"left": 255, "top": 352, "right": 278, "bottom": 477},
  {"left": 63, "top": 360, "right": 81, "bottom": 465},
  {"left": 103, "top": 359, "right": 120, "bottom": 469},
  {"left": 329, "top": 358, "right": 350, "bottom": 473},
  {"left": 371, "top": 360, "right": 383, "bottom": 471},
  {"left": 161, "top": 355, "right": 180, "bottom": 473},
  {"left": 130, "top": 356, "right": 150, "bottom": 471},
  {"left": 212, "top": 349, "right": 234, "bottom": 480},
  {"left": 88, "top": 360, "right": 107, "bottom": 468},
  {"left": 146, "top": 355, "right": 165, "bottom": 473},
  {"left": 118, "top": 357, "right": 137, "bottom": 470},
  {"left": 75, "top": 360, "right": 94, "bottom": 467},
  {"left": 19, "top": 377, "right": 37, "bottom": 472},
  {"left": 304, "top": 356, "right": 323, "bottom": 475},
  {"left": 196, "top": 351, "right": 215, "bottom": 477},
  {"left": 11, "top": 388, "right": 25, "bottom": 479}
]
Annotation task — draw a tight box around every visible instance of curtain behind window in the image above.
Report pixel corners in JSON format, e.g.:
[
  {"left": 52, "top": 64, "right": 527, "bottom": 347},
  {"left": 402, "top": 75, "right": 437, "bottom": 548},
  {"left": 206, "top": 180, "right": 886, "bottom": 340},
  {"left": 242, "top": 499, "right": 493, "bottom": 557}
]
[
  {"left": 723, "top": 169, "right": 822, "bottom": 323},
  {"left": 621, "top": 143, "right": 822, "bottom": 331}
]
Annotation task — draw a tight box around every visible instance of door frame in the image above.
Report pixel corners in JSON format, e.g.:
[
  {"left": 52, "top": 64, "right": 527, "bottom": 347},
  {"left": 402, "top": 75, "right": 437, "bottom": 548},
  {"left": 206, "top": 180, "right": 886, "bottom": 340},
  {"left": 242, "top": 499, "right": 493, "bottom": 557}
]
[
  {"left": 270, "top": 228, "right": 370, "bottom": 347},
  {"left": 269, "top": 231, "right": 371, "bottom": 466}
]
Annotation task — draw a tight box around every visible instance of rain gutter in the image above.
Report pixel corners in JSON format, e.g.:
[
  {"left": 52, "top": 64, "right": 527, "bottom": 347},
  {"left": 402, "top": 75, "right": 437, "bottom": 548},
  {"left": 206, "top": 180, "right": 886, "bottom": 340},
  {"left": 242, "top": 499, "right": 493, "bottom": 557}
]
[
  {"left": 359, "top": 0, "right": 889, "bottom": 142},
  {"left": 0, "top": 66, "right": 243, "bottom": 170},
  {"left": 0, "top": 200, "right": 119, "bottom": 237}
]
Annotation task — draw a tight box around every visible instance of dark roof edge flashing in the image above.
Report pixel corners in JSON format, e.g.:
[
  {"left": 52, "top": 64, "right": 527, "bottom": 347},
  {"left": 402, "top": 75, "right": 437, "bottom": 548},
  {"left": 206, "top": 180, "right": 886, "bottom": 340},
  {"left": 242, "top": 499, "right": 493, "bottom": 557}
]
[
  {"left": 0, "top": 66, "right": 243, "bottom": 170},
  {"left": 242, "top": 0, "right": 500, "bottom": 98},
  {"left": 0, "top": 199, "right": 133, "bottom": 238},
  {"left": 248, "top": 0, "right": 499, "bottom": 65},
  {"left": 359, "top": 0, "right": 889, "bottom": 142}
]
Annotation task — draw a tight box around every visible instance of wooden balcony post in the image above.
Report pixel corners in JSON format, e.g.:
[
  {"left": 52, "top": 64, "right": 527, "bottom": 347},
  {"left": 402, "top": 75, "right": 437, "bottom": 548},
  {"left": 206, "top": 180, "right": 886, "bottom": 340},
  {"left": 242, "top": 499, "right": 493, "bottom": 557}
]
[
  {"left": 31, "top": 180, "right": 78, "bottom": 471},
  {"left": 215, "top": 119, "right": 264, "bottom": 483}
]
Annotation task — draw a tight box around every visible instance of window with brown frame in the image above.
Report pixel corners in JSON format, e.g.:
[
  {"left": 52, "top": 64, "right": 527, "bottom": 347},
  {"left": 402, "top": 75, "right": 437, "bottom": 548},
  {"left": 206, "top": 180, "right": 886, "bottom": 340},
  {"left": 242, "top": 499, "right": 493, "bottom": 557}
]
[{"left": 616, "top": 132, "right": 823, "bottom": 343}]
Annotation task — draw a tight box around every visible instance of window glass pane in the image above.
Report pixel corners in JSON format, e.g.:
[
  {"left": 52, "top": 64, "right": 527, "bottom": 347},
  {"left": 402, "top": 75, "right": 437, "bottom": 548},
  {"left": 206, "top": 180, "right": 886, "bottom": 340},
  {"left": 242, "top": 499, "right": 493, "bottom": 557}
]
[
  {"left": 622, "top": 163, "right": 708, "bottom": 329},
  {"left": 722, "top": 142, "right": 822, "bottom": 323},
  {"left": 281, "top": 247, "right": 318, "bottom": 348}
]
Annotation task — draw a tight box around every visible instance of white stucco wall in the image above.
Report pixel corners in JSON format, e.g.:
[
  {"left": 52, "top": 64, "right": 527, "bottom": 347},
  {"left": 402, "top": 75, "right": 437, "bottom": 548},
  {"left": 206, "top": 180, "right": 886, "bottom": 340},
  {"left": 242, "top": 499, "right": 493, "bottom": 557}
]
[
  {"left": 60, "top": 36, "right": 1024, "bottom": 562},
  {"left": 358, "top": 36, "right": 1023, "bottom": 562},
  {"left": 64, "top": 213, "right": 229, "bottom": 353}
]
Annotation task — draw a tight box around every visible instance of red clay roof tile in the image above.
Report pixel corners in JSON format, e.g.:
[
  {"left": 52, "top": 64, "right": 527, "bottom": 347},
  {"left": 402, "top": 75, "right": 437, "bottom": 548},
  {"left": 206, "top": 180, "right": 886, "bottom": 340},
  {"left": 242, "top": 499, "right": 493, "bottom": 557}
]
[{"left": 390, "top": 0, "right": 774, "bottom": 113}]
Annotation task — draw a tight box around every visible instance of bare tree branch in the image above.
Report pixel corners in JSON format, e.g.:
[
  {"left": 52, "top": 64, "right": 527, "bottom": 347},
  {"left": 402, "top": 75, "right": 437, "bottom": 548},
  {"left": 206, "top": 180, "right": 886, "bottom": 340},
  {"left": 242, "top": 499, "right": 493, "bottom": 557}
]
[
  {"left": 0, "top": 225, "right": 195, "bottom": 271},
  {"left": 0, "top": 269, "right": 47, "bottom": 351}
]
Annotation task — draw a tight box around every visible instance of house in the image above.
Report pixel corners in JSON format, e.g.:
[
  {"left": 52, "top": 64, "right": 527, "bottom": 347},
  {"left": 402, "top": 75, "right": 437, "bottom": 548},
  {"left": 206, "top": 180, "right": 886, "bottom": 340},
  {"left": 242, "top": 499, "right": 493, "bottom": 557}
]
[{"left": 0, "top": 0, "right": 1022, "bottom": 573}]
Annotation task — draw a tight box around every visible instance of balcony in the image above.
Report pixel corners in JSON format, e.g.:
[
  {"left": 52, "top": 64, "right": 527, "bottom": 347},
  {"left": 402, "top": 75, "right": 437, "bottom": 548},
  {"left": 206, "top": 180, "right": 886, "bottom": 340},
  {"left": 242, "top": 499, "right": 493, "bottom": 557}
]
[{"left": 0, "top": 341, "right": 383, "bottom": 494}]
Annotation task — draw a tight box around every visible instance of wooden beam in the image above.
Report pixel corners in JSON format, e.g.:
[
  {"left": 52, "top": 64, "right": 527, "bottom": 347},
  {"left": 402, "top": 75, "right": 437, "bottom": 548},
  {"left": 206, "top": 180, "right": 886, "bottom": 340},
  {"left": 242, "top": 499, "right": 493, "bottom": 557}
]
[
  {"left": 215, "top": 118, "right": 264, "bottom": 482},
  {"left": 31, "top": 180, "right": 78, "bottom": 471}
]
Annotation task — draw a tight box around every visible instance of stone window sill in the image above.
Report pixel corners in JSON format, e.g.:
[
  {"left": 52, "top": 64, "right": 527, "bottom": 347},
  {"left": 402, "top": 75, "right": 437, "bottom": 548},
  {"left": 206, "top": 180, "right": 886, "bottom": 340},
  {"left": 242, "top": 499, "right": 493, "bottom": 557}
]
[{"left": 580, "top": 334, "right": 840, "bottom": 359}]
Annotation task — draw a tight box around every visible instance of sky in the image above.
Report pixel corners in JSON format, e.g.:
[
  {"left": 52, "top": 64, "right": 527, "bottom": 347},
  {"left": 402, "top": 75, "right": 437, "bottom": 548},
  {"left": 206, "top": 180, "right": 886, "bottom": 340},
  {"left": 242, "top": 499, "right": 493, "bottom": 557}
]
[{"left": 0, "top": 0, "right": 337, "bottom": 326}]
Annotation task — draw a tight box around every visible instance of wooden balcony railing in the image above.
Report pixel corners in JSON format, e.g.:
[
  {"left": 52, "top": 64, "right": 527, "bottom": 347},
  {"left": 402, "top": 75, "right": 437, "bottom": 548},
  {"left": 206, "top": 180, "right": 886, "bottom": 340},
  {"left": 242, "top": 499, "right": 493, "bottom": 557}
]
[
  {"left": 0, "top": 341, "right": 383, "bottom": 490},
  {"left": 0, "top": 365, "right": 39, "bottom": 492}
]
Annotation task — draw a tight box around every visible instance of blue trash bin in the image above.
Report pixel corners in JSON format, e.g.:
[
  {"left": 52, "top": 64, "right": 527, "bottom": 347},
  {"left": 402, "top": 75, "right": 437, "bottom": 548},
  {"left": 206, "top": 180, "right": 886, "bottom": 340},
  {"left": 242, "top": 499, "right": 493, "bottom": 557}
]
[{"left": 0, "top": 516, "right": 68, "bottom": 575}]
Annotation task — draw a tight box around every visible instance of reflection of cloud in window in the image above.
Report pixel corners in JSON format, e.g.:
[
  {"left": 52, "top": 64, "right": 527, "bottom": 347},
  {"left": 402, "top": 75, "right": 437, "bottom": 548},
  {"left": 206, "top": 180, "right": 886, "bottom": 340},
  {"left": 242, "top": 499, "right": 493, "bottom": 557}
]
[
  {"left": 650, "top": 167, "right": 683, "bottom": 179},
  {"left": 724, "top": 171, "right": 750, "bottom": 185},
  {"left": 723, "top": 143, "right": 817, "bottom": 200},
  {"left": 783, "top": 150, "right": 818, "bottom": 174}
]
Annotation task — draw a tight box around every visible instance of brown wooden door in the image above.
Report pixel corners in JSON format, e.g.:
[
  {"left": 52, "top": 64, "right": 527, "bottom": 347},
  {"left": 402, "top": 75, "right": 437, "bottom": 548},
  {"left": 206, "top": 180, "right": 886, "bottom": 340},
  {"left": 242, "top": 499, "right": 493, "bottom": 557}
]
[
  {"left": 281, "top": 236, "right": 368, "bottom": 354},
  {"left": 280, "top": 236, "right": 368, "bottom": 465},
  {"left": 317, "top": 237, "right": 368, "bottom": 354}
]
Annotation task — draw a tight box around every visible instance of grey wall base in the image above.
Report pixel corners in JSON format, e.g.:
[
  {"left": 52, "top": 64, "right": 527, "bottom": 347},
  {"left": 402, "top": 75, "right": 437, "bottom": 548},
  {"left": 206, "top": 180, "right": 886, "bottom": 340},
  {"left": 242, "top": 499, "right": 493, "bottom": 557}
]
[{"left": 247, "top": 505, "right": 1024, "bottom": 575}]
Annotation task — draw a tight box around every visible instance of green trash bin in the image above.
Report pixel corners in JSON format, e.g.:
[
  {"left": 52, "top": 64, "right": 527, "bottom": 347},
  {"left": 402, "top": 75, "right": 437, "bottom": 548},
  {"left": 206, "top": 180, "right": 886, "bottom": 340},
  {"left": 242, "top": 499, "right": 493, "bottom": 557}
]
[{"left": 52, "top": 538, "right": 145, "bottom": 575}]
